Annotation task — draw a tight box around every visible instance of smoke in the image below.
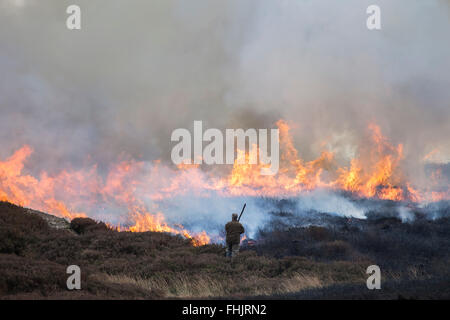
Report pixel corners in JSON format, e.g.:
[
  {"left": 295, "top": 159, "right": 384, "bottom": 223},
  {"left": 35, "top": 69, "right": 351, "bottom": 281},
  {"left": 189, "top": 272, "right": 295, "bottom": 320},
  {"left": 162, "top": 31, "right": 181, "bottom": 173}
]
[
  {"left": 157, "top": 195, "right": 267, "bottom": 239},
  {"left": 295, "top": 190, "right": 366, "bottom": 219},
  {"left": 1, "top": 0, "right": 449, "bottom": 236}
]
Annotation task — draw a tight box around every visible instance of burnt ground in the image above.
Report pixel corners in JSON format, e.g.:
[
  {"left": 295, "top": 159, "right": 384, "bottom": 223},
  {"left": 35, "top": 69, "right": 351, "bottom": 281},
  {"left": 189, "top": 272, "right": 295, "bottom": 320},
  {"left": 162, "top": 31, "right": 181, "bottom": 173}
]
[{"left": 0, "top": 200, "right": 449, "bottom": 299}]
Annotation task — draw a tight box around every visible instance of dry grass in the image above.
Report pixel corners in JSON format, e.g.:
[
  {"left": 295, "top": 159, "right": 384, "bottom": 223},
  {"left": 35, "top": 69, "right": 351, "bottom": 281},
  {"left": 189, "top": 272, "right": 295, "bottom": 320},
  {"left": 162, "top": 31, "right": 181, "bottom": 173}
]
[{"left": 94, "top": 272, "right": 322, "bottom": 298}]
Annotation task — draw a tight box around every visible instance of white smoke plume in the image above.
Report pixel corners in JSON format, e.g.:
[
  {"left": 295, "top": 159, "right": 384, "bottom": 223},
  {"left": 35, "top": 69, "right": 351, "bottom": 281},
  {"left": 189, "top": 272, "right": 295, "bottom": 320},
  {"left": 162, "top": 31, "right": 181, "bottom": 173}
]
[{"left": 0, "top": 1, "right": 449, "bottom": 239}]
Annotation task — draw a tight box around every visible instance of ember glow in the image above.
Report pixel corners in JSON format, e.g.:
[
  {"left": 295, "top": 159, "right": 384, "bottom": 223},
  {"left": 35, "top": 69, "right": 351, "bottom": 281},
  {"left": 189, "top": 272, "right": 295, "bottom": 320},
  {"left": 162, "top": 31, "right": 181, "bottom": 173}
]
[{"left": 0, "top": 120, "right": 448, "bottom": 245}]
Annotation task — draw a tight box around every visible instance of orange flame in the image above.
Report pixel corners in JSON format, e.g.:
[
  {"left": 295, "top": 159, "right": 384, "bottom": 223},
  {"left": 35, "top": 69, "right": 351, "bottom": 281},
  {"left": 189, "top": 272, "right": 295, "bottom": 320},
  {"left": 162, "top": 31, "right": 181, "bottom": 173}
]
[
  {"left": 0, "top": 147, "right": 209, "bottom": 245},
  {"left": 0, "top": 120, "right": 448, "bottom": 246},
  {"left": 0, "top": 146, "right": 86, "bottom": 220},
  {"left": 121, "top": 208, "right": 210, "bottom": 246}
]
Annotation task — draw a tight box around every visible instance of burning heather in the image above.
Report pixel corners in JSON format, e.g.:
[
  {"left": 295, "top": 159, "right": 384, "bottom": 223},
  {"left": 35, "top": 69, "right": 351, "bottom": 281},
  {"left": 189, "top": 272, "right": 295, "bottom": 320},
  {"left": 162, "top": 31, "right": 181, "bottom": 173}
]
[
  {"left": 0, "top": 1, "right": 449, "bottom": 249},
  {"left": 1, "top": 0, "right": 450, "bottom": 304},
  {"left": 0, "top": 120, "right": 448, "bottom": 245}
]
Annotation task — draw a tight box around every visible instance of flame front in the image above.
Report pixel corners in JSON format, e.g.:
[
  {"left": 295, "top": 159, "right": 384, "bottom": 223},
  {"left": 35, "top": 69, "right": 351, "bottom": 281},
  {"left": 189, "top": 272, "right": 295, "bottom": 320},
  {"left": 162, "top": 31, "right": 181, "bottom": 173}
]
[
  {"left": 224, "top": 120, "right": 445, "bottom": 202},
  {"left": 121, "top": 208, "right": 210, "bottom": 246},
  {"left": 0, "top": 121, "right": 448, "bottom": 246}
]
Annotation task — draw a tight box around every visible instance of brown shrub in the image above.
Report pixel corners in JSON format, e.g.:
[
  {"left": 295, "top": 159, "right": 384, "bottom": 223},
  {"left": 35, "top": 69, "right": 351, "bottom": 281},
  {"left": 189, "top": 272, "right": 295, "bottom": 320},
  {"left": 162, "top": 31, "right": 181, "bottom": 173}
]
[
  {"left": 0, "top": 254, "right": 67, "bottom": 296},
  {"left": 0, "top": 202, "right": 49, "bottom": 235},
  {"left": 0, "top": 226, "right": 26, "bottom": 255},
  {"left": 70, "top": 218, "right": 109, "bottom": 234},
  {"left": 1, "top": 200, "right": 449, "bottom": 299},
  {"left": 0, "top": 202, "right": 51, "bottom": 255},
  {"left": 318, "top": 240, "right": 352, "bottom": 260},
  {"left": 306, "top": 226, "right": 332, "bottom": 241}
]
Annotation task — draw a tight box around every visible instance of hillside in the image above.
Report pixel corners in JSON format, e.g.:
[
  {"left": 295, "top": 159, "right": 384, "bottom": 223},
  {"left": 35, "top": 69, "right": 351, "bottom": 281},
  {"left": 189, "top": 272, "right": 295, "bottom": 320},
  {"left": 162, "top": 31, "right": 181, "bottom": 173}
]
[{"left": 0, "top": 201, "right": 449, "bottom": 299}]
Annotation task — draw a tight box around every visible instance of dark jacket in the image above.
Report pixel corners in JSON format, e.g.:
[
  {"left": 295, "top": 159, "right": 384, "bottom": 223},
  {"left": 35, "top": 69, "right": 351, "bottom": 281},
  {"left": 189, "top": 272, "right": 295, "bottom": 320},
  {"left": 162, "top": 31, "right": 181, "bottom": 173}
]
[{"left": 225, "top": 221, "right": 245, "bottom": 244}]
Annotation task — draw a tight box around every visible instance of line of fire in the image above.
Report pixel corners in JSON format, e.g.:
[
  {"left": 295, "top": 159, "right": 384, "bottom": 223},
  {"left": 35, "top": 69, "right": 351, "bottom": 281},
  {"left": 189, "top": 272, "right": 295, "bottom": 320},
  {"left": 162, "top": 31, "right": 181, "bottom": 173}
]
[{"left": 1, "top": 120, "right": 448, "bottom": 246}]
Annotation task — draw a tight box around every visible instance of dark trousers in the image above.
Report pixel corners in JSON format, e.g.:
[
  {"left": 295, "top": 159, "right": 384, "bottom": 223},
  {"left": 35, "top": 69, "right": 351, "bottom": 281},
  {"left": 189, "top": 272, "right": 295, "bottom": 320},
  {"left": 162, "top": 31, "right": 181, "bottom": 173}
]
[{"left": 226, "top": 242, "right": 240, "bottom": 257}]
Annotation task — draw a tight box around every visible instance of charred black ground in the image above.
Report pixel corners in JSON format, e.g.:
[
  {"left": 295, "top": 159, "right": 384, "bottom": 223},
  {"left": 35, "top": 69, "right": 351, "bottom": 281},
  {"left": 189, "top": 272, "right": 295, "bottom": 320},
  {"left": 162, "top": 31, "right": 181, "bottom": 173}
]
[{"left": 0, "top": 200, "right": 449, "bottom": 299}]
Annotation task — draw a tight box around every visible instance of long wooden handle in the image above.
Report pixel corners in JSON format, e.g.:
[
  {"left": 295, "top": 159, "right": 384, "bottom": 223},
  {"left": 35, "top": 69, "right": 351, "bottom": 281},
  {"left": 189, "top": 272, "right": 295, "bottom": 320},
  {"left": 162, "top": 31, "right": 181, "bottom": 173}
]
[{"left": 238, "top": 203, "right": 246, "bottom": 221}]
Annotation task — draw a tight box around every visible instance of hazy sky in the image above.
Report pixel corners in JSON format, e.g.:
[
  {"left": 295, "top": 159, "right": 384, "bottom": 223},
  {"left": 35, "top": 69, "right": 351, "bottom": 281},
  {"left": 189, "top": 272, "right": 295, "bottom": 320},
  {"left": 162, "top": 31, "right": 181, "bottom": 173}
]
[{"left": 1, "top": 0, "right": 449, "bottom": 175}]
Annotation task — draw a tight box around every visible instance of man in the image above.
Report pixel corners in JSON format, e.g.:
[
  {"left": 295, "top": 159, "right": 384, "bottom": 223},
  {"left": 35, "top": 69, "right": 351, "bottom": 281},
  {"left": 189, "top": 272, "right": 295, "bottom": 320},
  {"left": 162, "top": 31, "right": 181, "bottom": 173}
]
[{"left": 225, "top": 213, "right": 245, "bottom": 258}]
